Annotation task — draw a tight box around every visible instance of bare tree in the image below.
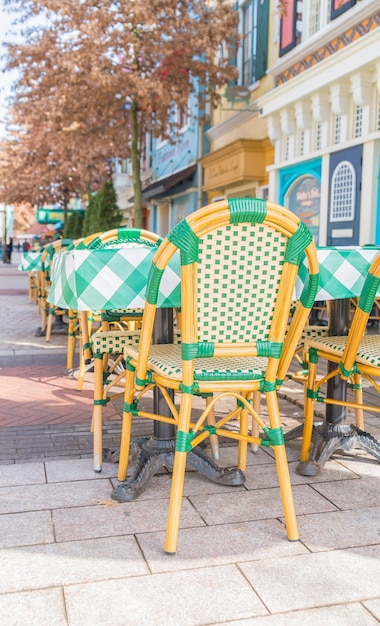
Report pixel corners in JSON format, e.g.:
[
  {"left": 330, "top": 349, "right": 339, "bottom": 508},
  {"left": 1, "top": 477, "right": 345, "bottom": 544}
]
[{"left": 2, "top": 0, "right": 239, "bottom": 226}]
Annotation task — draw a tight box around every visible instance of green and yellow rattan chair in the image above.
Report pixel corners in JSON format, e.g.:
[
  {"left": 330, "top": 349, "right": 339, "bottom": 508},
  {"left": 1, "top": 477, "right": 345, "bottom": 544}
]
[
  {"left": 299, "top": 251, "right": 380, "bottom": 470},
  {"left": 86, "top": 228, "right": 164, "bottom": 472},
  {"left": 38, "top": 239, "right": 73, "bottom": 341},
  {"left": 114, "top": 198, "right": 320, "bottom": 554}
]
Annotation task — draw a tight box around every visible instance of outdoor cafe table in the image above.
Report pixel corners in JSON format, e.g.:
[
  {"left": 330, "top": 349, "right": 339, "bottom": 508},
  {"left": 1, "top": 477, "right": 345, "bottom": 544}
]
[
  {"left": 47, "top": 244, "right": 380, "bottom": 484},
  {"left": 18, "top": 251, "right": 43, "bottom": 272}
]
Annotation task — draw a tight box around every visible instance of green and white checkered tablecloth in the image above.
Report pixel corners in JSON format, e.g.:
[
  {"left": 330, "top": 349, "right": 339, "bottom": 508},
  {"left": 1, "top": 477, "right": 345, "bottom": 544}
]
[
  {"left": 47, "top": 246, "right": 181, "bottom": 311},
  {"left": 296, "top": 246, "right": 380, "bottom": 301},
  {"left": 18, "top": 252, "right": 43, "bottom": 272},
  {"left": 47, "top": 245, "right": 380, "bottom": 312}
]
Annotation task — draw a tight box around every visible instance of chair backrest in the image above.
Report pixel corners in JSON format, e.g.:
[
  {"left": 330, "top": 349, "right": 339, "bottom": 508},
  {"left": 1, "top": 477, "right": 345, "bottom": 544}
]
[
  {"left": 85, "top": 227, "right": 163, "bottom": 249},
  {"left": 136, "top": 198, "right": 319, "bottom": 387},
  {"left": 339, "top": 251, "right": 380, "bottom": 376}
]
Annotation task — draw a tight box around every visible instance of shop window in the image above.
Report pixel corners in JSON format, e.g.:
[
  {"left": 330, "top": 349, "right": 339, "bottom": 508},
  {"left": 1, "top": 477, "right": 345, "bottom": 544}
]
[
  {"left": 330, "top": 161, "right": 355, "bottom": 222},
  {"left": 241, "top": 0, "right": 269, "bottom": 86}
]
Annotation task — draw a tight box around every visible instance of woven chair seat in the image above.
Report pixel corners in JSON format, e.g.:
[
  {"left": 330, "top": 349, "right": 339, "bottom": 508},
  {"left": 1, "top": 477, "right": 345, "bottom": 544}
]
[
  {"left": 125, "top": 343, "right": 267, "bottom": 382},
  {"left": 306, "top": 334, "right": 380, "bottom": 368}
]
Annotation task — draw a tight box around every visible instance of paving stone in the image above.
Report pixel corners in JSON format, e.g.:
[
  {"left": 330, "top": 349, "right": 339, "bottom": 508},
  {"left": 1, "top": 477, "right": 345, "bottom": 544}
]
[
  {"left": 45, "top": 458, "right": 118, "bottom": 482},
  {"left": 0, "top": 479, "right": 113, "bottom": 514},
  {"left": 0, "top": 509, "right": 55, "bottom": 549},
  {"left": 212, "top": 603, "right": 380, "bottom": 625},
  {"left": 363, "top": 599, "right": 380, "bottom": 621},
  {"left": 311, "top": 475, "right": 380, "bottom": 510},
  {"left": 239, "top": 545, "right": 380, "bottom": 613},
  {"left": 63, "top": 564, "right": 268, "bottom": 626},
  {"left": 138, "top": 518, "right": 309, "bottom": 573},
  {"left": 52, "top": 497, "right": 204, "bottom": 542},
  {"left": 0, "top": 588, "right": 68, "bottom": 626},
  {"left": 295, "top": 506, "right": 380, "bottom": 551},
  {"left": 189, "top": 484, "right": 337, "bottom": 526},
  {"left": 0, "top": 536, "right": 148, "bottom": 593},
  {"left": 0, "top": 463, "right": 46, "bottom": 487}
]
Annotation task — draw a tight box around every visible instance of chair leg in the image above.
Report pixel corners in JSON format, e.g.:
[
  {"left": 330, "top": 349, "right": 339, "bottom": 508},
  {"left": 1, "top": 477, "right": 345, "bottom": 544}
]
[
  {"left": 76, "top": 311, "right": 91, "bottom": 391},
  {"left": 66, "top": 311, "right": 77, "bottom": 371},
  {"left": 118, "top": 368, "right": 136, "bottom": 482},
  {"left": 300, "top": 358, "right": 318, "bottom": 463},
  {"left": 92, "top": 354, "right": 105, "bottom": 472},
  {"left": 353, "top": 372, "right": 364, "bottom": 430},
  {"left": 205, "top": 395, "right": 219, "bottom": 460},
  {"left": 45, "top": 308, "right": 54, "bottom": 342},
  {"left": 251, "top": 391, "right": 261, "bottom": 453},
  {"left": 164, "top": 393, "right": 192, "bottom": 554},
  {"left": 238, "top": 399, "right": 249, "bottom": 471},
  {"left": 266, "top": 391, "right": 299, "bottom": 541}
]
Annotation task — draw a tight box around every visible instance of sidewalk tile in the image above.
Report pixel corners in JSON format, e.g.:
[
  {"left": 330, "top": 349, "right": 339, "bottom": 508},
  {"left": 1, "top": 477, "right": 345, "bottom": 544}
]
[
  {"left": 0, "top": 463, "right": 46, "bottom": 487},
  {"left": 294, "top": 506, "right": 380, "bottom": 552},
  {"left": 0, "top": 588, "right": 67, "bottom": 626},
  {"left": 239, "top": 545, "right": 380, "bottom": 613},
  {"left": 0, "top": 479, "right": 113, "bottom": 514},
  {"left": 189, "top": 484, "right": 337, "bottom": 526},
  {"left": 52, "top": 497, "right": 204, "bottom": 542},
  {"left": 0, "top": 510, "right": 54, "bottom": 548},
  {"left": 212, "top": 603, "right": 380, "bottom": 626},
  {"left": 0, "top": 536, "right": 149, "bottom": 594},
  {"left": 137, "top": 519, "right": 308, "bottom": 573},
  {"left": 63, "top": 564, "right": 268, "bottom": 626}
]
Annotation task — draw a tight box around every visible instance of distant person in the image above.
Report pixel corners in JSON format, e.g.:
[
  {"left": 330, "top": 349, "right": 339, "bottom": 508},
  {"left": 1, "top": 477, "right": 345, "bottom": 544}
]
[
  {"left": 22, "top": 240, "right": 29, "bottom": 252},
  {"left": 6, "top": 238, "right": 13, "bottom": 263}
]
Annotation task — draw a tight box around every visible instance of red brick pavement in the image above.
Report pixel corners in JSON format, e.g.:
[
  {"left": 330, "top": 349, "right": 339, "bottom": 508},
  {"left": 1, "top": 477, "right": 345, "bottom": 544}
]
[{"left": 0, "top": 362, "right": 120, "bottom": 428}]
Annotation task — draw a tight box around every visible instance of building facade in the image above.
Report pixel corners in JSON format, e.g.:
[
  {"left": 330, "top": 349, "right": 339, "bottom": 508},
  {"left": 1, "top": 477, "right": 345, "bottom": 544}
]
[{"left": 257, "top": 0, "right": 380, "bottom": 245}]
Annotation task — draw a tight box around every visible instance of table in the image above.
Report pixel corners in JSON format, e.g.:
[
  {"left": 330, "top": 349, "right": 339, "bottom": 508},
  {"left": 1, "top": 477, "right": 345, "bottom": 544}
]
[
  {"left": 48, "top": 244, "right": 244, "bottom": 489},
  {"left": 48, "top": 244, "right": 380, "bottom": 484},
  {"left": 18, "top": 251, "right": 43, "bottom": 272}
]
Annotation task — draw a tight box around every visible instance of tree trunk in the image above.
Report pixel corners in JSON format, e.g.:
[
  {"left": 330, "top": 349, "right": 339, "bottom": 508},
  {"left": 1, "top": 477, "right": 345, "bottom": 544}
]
[{"left": 130, "top": 102, "right": 143, "bottom": 228}]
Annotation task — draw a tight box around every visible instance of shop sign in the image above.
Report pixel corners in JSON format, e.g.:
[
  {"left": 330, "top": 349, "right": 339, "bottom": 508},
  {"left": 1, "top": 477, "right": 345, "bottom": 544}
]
[{"left": 288, "top": 175, "right": 320, "bottom": 244}]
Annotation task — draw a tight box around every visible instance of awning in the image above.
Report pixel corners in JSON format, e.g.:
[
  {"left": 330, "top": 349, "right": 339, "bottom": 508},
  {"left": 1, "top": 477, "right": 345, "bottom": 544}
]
[{"left": 140, "top": 164, "right": 197, "bottom": 202}]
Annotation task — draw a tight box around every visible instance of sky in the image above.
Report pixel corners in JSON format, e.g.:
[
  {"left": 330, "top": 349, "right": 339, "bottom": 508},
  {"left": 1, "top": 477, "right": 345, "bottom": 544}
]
[{"left": 0, "top": 0, "right": 24, "bottom": 137}]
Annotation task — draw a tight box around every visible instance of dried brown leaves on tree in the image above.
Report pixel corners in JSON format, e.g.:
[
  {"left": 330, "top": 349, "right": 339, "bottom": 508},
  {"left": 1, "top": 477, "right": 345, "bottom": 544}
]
[{"left": 1, "top": 0, "right": 239, "bottom": 227}]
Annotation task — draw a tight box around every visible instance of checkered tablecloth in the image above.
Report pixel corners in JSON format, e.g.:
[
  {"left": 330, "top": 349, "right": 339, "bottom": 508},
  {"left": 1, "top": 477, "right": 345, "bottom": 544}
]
[
  {"left": 47, "top": 244, "right": 380, "bottom": 312},
  {"left": 18, "top": 252, "right": 43, "bottom": 272},
  {"left": 296, "top": 246, "right": 380, "bottom": 301},
  {"left": 47, "top": 246, "right": 181, "bottom": 311}
]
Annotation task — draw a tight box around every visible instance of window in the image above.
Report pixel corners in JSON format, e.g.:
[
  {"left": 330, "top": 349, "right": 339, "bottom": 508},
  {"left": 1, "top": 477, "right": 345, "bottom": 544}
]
[
  {"left": 334, "top": 114, "right": 342, "bottom": 145},
  {"left": 279, "top": 0, "right": 297, "bottom": 56},
  {"left": 299, "top": 130, "right": 305, "bottom": 156},
  {"left": 315, "top": 121, "right": 322, "bottom": 151},
  {"left": 330, "top": 161, "right": 355, "bottom": 222},
  {"left": 284, "top": 136, "right": 290, "bottom": 161},
  {"left": 331, "top": 0, "right": 356, "bottom": 21},
  {"left": 309, "top": 0, "right": 331, "bottom": 36},
  {"left": 176, "top": 104, "right": 189, "bottom": 130},
  {"left": 354, "top": 105, "right": 363, "bottom": 139},
  {"left": 241, "top": 0, "right": 269, "bottom": 86}
]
